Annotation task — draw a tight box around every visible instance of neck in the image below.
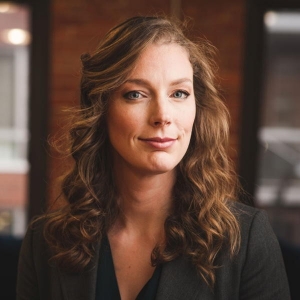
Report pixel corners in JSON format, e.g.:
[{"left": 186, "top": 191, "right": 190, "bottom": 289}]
[{"left": 111, "top": 164, "right": 176, "bottom": 237}]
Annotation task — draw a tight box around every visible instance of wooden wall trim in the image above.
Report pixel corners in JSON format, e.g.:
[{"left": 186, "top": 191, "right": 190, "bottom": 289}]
[{"left": 27, "top": 0, "right": 51, "bottom": 220}]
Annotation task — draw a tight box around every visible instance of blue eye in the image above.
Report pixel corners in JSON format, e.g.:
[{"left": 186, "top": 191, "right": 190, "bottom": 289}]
[
  {"left": 172, "top": 90, "right": 190, "bottom": 99},
  {"left": 124, "top": 91, "right": 142, "bottom": 100}
]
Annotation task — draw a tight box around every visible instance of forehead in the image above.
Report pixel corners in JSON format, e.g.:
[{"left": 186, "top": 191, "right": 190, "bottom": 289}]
[{"left": 128, "top": 43, "right": 193, "bottom": 80}]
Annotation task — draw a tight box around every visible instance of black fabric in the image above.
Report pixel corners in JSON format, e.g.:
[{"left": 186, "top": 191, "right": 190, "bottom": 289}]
[{"left": 96, "top": 236, "right": 161, "bottom": 300}]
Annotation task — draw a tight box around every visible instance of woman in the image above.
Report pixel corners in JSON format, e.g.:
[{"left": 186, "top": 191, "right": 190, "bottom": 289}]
[{"left": 17, "top": 16, "right": 290, "bottom": 300}]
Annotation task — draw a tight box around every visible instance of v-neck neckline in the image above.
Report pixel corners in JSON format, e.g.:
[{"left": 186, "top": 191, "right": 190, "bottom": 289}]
[{"left": 95, "top": 236, "right": 162, "bottom": 300}]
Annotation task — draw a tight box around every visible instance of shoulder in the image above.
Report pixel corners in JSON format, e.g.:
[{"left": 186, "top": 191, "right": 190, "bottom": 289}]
[
  {"left": 223, "top": 201, "right": 291, "bottom": 299},
  {"left": 24, "top": 217, "right": 46, "bottom": 241},
  {"left": 228, "top": 201, "right": 271, "bottom": 235},
  {"left": 228, "top": 201, "right": 280, "bottom": 253},
  {"left": 228, "top": 200, "right": 261, "bottom": 219},
  {"left": 20, "top": 217, "right": 49, "bottom": 263},
  {"left": 17, "top": 217, "right": 54, "bottom": 299}
]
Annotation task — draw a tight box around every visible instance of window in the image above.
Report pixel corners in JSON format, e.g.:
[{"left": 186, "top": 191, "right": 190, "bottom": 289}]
[
  {"left": 0, "top": 3, "right": 30, "bottom": 236},
  {"left": 256, "top": 11, "right": 300, "bottom": 208},
  {"left": 240, "top": 4, "right": 300, "bottom": 248}
]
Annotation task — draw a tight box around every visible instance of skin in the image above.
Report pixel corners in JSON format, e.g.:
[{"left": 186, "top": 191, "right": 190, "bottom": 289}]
[{"left": 106, "top": 42, "right": 196, "bottom": 300}]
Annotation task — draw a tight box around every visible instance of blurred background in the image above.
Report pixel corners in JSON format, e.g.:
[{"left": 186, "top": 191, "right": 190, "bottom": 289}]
[{"left": 0, "top": 0, "right": 299, "bottom": 299}]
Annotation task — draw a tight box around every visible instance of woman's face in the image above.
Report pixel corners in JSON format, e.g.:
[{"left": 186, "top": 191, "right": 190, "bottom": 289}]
[{"left": 107, "top": 43, "right": 196, "bottom": 176}]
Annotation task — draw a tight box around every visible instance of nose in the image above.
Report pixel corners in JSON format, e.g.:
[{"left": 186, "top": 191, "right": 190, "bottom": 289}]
[{"left": 149, "top": 97, "right": 172, "bottom": 127}]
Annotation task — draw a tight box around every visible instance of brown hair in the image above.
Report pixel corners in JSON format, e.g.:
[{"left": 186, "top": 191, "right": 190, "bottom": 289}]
[{"left": 43, "top": 16, "right": 240, "bottom": 287}]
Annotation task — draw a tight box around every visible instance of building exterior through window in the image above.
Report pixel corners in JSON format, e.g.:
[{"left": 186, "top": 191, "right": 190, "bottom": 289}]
[{"left": 0, "top": 3, "right": 30, "bottom": 237}]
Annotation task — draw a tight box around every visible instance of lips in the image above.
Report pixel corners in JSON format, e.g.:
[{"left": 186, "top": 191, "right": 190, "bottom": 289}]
[{"left": 139, "top": 137, "right": 176, "bottom": 149}]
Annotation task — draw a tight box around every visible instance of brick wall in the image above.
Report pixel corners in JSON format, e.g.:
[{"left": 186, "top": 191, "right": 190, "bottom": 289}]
[
  {"left": 0, "top": 174, "right": 27, "bottom": 207},
  {"left": 48, "top": 0, "right": 246, "bottom": 202},
  {"left": 182, "top": 0, "right": 245, "bottom": 160}
]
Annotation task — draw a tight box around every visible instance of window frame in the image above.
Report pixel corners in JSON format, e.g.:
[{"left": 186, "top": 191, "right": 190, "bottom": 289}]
[
  {"left": 239, "top": 0, "right": 300, "bottom": 204},
  {"left": 0, "top": 0, "right": 51, "bottom": 221}
]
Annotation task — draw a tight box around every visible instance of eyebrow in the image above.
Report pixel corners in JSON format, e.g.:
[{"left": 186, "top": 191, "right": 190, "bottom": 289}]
[{"left": 124, "top": 78, "right": 193, "bottom": 87}]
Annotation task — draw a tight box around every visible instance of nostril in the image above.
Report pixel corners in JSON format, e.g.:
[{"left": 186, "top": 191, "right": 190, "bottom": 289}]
[{"left": 153, "top": 120, "right": 170, "bottom": 126}]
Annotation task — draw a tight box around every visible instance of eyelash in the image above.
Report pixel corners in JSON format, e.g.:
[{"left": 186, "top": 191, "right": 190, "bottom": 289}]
[
  {"left": 123, "top": 91, "right": 143, "bottom": 100},
  {"left": 172, "top": 90, "right": 190, "bottom": 99},
  {"left": 123, "top": 89, "right": 190, "bottom": 100}
]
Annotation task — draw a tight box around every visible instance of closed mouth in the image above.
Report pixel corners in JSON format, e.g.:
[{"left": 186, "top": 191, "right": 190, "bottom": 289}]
[
  {"left": 140, "top": 137, "right": 176, "bottom": 142},
  {"left": 139, "top": 137, "right": 177, "bottom": 149}
]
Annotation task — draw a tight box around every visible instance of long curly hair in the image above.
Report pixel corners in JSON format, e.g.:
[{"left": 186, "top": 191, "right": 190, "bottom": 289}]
[{"left": 43, "top": 16, "right": 240, "bottom": 287}]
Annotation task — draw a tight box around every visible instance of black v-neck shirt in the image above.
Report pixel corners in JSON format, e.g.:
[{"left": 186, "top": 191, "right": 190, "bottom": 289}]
[{"left": 95, "top": 236, "right": 162, "bottom": 300}]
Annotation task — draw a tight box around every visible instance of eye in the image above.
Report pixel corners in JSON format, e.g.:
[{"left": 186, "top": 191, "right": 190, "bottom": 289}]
[
  {"left": 123, "top": 91, "right": 143, "bottom": 100},
  {"left": 172, "top": 90, "right": 190, "bottom": 99}
]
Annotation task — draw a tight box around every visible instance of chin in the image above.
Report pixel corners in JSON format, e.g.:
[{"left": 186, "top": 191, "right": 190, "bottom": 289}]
[
  {"left": 145, "top": 161, "right": 179, "bottom": 175},
  {"left": 142, "top": 154, "right": 183, "bottom": 174}
]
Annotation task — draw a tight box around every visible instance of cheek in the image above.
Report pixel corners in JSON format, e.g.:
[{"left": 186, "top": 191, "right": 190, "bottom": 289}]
[
  {"left": 176, "top": 114, "right": 195, "bottom": 145},
  {"left": 107, "top": 106, "right": 122, "bottom": 140},
  {"left": 183, "top": 105, "right": 196, "bottom": 134},
  {"left": 107, "top": 106, "right": 139, "bottom": 141}
]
